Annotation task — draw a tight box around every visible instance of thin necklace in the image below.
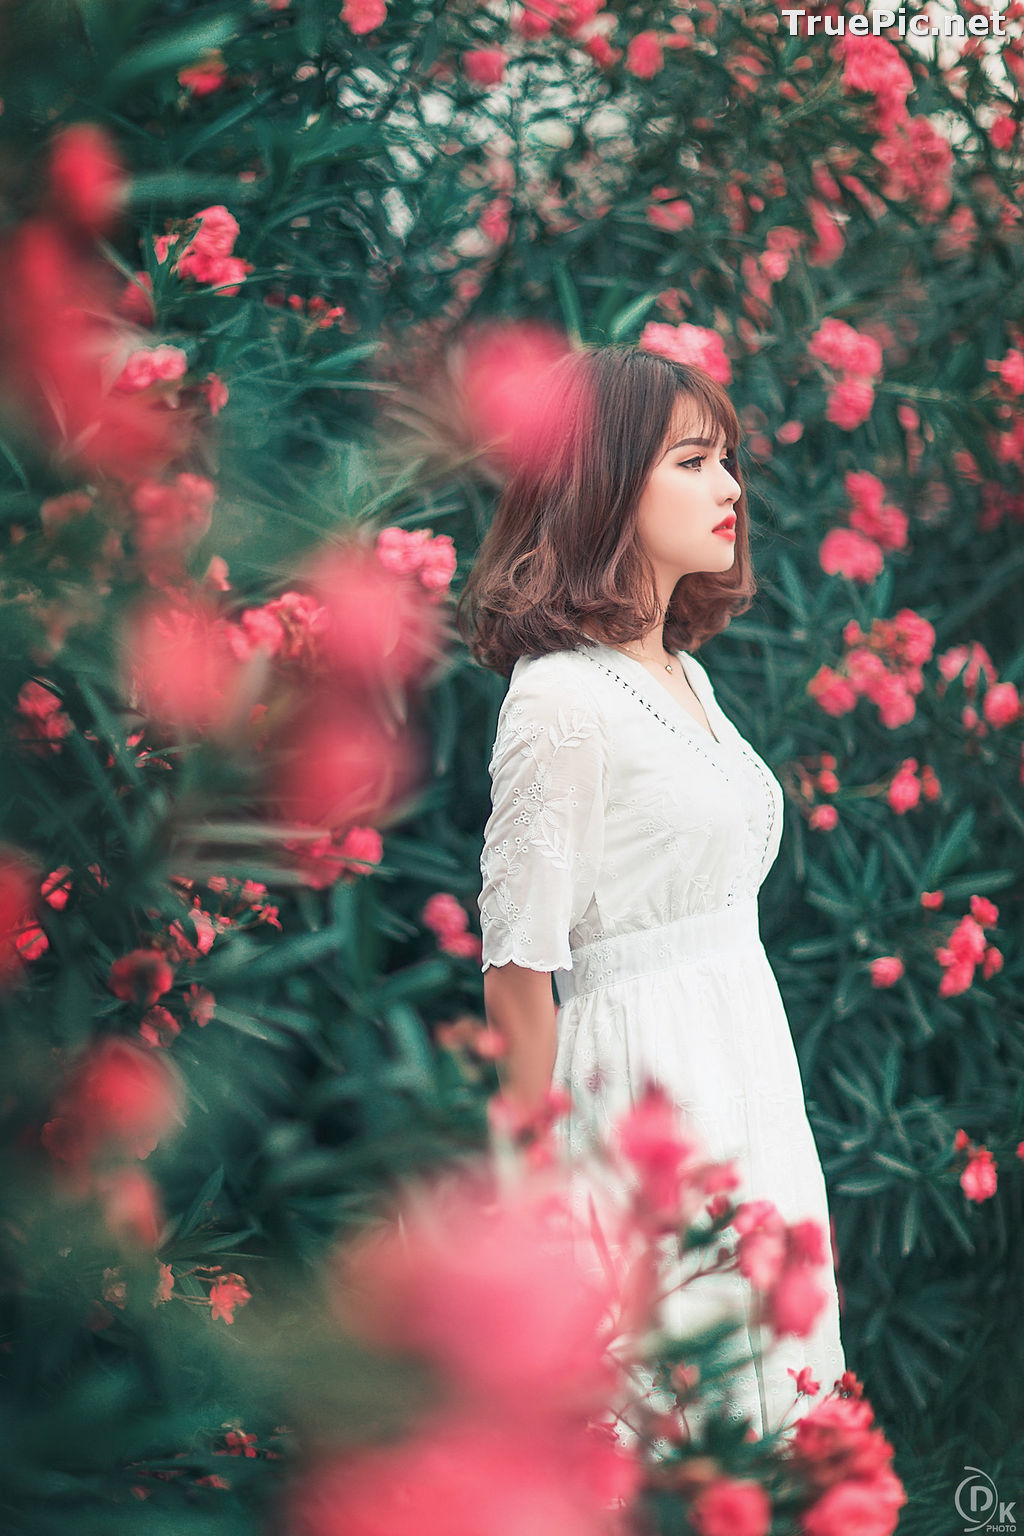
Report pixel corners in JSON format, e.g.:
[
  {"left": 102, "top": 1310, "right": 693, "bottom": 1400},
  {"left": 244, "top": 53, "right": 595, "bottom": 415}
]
[{"left": 614, "top": 643, "right": 676, "bottom": 674}]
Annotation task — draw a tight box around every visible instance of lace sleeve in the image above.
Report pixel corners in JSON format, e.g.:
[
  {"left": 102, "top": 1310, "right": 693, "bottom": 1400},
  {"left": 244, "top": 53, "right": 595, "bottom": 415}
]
[{"left": 478, "top": 659, "right": 608, "bottom": 974}]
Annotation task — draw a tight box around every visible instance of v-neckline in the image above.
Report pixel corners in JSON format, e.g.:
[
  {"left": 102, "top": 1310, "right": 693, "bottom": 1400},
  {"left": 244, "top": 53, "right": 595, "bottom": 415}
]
[{"left": 583, "top": 642, "right": 723, "bottom": 745}]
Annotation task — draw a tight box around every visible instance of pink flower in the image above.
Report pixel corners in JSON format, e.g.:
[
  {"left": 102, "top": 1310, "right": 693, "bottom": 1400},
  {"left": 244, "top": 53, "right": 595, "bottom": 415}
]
[
  {"left": 789, "top": 1365, "right": 821, "bottom": 1397},
  {"left": 806, "top": 198, "right": 845, "bottom": 267},
  {"left": 123, "top": 597, "right": 245, "bottom": 735},
  {"left": 937, "top": 959, "right": 974, "bottom": 998},
  {"left": 937, "top": 642, "right": 996, "bottom": 690},
  {"left": 960, "top": 1146, "right": 997, "bottom": 1202},
  {"left": 139, "top": 1006, "right": 180, "bottom": 1048},
  {"left": 639, "top": 320, "right": 732, "bottom": 383},
  {"left": 690, "top": 1477, "right": 772, "bottom": 1536},
  {"left": 114, "top": 345, "right": 188, "bottom": 394},
  {"left": 849, "top": 500, "right": 908, "bottom": 552},
  {"left": 423, "top": 892, "right": 469, "bottom": 939},
  {"left": 512, "top": 0, "right": 560, "bottom": 36},
  {"left": 109, "top": 949, "right": 175, "bottom": 1007},
  {"left": 802, "top": 1476, "right": 906, "bottom": 1536},
  {"left": 648, "top": 199, "right": 694, "bottom": 232},
  {"left": 128, "top": 473, "right": 216, "bottom": 568},
  {"left": 185, "top": 984, "right": 216, "bottom": 1026},
  {"left": 292, "top": 1412, "right": 641, "bottom": 1536},
  {"left": 209, "top": 1273, "right": 252, "bottom": 1323},
  {"left": 43, "top": 1037, "right": 182, "bottom": 1164},
  {"left": 48, "top": 124, "right": 126, "bottom": 238},
  {"left": 625, "top": 30, "right": 664, "bottom": 79},
  {"left": 766, "top": 1262, "right": 827, "bottom": 1339},
  {"left": 949, "top": 915, "right": 987, "bottom": 965},
  {"left": 179, "top": 52, "right": 227, "bottom": 96},
  {"left": 96, "top": 1167, "right": 164, "bottom": 1247},
  {"left": 920, "top": 890, "right": 944, "bottom": 910},
  {"left": 154, "top": 1262, "right": 174, "bottom": 1304},
  {"left": 341, "top": 0, "right": 387, "bottom": 33},
  {"left": 826, "top": 377, "right": 876, "bottom": 431},
  {"left": 462, "top": 47, "right": 506, "bottom": 85},
  {"left": 809, "top": 805, "right": 838, "bottom": 832},
  {"left": 970, "top": 895, "right": 999, "bottom": 927},
  {"left": 837, "top": 32, "right": 913, "bottom": 133},
  {"left": 887, "top": 759, "right": 920, "bottom": 814},
  {"left": 819, "top": 528, "right": 884, "bottom": 583},
  {"left": 41, "top": 867, "right": 73, "bottom": 910},
  {"left": 734, "top": 1201, "right": 788, "bottom": 1291},
  {"left": 617, "top": 1084, "right": 726, "bottom": 1230},
  {"left": 334, "top": 1175, "right": 620, "bottom": 1414},
  {"left": 808, "top": 317, "right": 883, "bottom": 379},
  {"left": 807, "top": 665, "right": 857, "bottom": 717},
  {"left": 870, "top": 956, "right": 904, "bottom": 988},
  {"left": 982, "top": 681, "right": 1021, "bottom": 727},
  {"left": 17, "top": 681, "right": 72, "bottom": 752},
  {"left": 202, "top": 373, "right": 229, "bottom": 415},
  {"left": 309, "top": 542, "right": 446, "bottom": 687}
]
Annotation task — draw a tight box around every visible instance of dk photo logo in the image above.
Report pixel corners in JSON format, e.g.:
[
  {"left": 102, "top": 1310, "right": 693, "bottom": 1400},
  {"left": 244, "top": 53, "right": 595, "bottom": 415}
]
[{"left": 955, "top": 1467, "right": 1017, "bottom": 1534}]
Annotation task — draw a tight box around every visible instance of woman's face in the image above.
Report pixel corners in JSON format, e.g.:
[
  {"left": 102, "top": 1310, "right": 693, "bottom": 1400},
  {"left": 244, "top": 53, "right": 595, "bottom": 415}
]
[{"left": 634, "top": 400, "right": 741, "bottom": 599}]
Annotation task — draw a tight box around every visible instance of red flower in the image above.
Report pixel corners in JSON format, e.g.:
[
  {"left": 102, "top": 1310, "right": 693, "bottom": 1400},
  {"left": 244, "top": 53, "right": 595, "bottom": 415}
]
[
  {"left": 47, "top": 124, "right": 126, "bottom": 238},
  {"left": 309, "top": 542, "right": 447, "bottom": 689},
  {"left": 122, "top": 597, "right": 247, "bottom": 736},
  {"left": 0, "top": 219, "right": 188, "bottom": 479},
  {"left": 0, "top": 849, "right": 39, "bottom": 985},
  {"left": 690, "top": 1477, "right": 772, "bottom": 1536},
  {"left": 293, "top": 1410, "right": 641, "bottom": 1536},
  {"left": 273, "top": 699, "right": 422, "bottom": 832},
  {"left": 625, "top": 30, "right": 664, "bottom": 78},
  {"left": 209, "top": 1273, "right": 252, "bottom": 1323},
  {"left": 462, "top": 47, "right": 507, "bottom": 85},
  {"left": 334, "top": 1173, "right": 620, "bottom": 1417},
  {"left": 96, "top": 1166, "right": 164, "bottom": 1247},
  {"left": 960, "top": 1146, "right": 997, "bottom": 1202},
  {"left": 43, "top": 1036, "right": 182, "bottom": 1164},
  {"left": 109, "top": 949, "right": 175, "bottom": 1007}
]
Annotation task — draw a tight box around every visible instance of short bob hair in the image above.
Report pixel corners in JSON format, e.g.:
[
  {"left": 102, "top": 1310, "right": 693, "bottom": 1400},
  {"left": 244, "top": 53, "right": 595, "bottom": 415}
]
[{"left": 455, "top": 343, "right": 756, "bottom": 679}]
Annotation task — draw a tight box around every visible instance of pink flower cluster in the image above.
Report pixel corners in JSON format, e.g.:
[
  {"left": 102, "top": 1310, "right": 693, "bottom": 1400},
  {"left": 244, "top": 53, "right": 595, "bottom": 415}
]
[
  {"left": 807, "top": 609, "right": 935, "bottom": 729},
  {"left": 819, "top": 470, "right": 909, "bottom": 584},
  {"left": 886, "top": 756, "right": 940, "bottom": 814},
  {"left": 113, "top": 344, "right": 188, "bottom": 396},
  {"left": 785, "top": 1389, "right": 907, "bottom": 1536},
  {"left": 808, "top": 317, "right": 884, "bottom": 431},
  {"left": 836, "top": 33, "right": 913, "bottom": 134},
  {"left": 740, "top": 225, "right": 803, "bottom": 325},
  {"left": 154, "top": 205, "right": 251, "bottom": 296},
  {"left": 953, "top": 1129, "right": 998, "bottom": 1203},
  {"left": 733, "top": 1199, "right": 829, "bottom": 1340},
  {"left": 374, "top": 526, "right": 457, "bottom": 601},
  {"left": 286, "top": 825, "right": 384, "bottom": 890},
  {"left": 341, "top": 0, "right": 387, "bottom": 35},
  {"left": 422, "top": 892, "right": 482, "bottom": 960},
  {"left": 617, "top": 1083, "right": 741, "bottom": 1233},
  {"left": 639, "top": 321, "right": 732, "bottom": 385},
  {"left": 511, "top": 0, "right": 601, "bottom": 42},
  {"left": 792, "top": 751, "right": 841, "bottom": 833},
  {"left": 937, "top": 641, "right": 1023, "bottom": 736},
  {"left": 462, "top": 47, "right": 507, "bottom": 86},
  {"left": 296, "top": 1172, "right": 641, "bottom": 1536},
  {"left": 874, "top": 116, "right": 954, "bottom": 221},
  {"left": 16, "top": 680, "right": 72, "bottom": 753},
  {"left": 129, "top": 472, "right": 216, "bottom": 573},
  {"left": 647, "top": 186, "right": 694, "bottom": 233},
  {"left": 935, "top": 896, "right": 1002, "bottom": 998}
]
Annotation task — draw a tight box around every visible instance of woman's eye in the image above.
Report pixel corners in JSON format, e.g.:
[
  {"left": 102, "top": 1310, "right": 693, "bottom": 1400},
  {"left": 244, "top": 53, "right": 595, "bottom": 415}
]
[{"left": 680, "top": 455, "right": 704, "bottom": 469}]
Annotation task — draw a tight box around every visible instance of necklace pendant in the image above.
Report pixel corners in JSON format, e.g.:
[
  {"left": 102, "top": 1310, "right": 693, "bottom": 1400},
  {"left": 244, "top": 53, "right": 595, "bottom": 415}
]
[{"left": 664, "top": 662, "right": 673, "bottom": 672}]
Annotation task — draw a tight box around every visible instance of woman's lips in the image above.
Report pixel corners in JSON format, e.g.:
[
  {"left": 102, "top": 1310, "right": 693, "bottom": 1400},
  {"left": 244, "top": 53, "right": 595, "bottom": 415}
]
[{"left": 713, "top": 516, "right": 736, "bottom": 539}]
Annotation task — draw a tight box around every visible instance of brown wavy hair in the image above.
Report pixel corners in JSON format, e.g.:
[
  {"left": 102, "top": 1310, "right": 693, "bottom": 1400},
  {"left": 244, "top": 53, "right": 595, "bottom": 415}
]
[{"left": 455, "top": 343, "right": 757, "bottom": 678}]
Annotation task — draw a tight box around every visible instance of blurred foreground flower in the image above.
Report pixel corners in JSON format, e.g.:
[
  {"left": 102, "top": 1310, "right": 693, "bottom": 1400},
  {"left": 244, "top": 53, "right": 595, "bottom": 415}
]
[
  {"left": 454, "top": 320, "right": 573, "bottom": 473},
  {"left": 0, "top": 217, "right": 189, "bottom": 480}
]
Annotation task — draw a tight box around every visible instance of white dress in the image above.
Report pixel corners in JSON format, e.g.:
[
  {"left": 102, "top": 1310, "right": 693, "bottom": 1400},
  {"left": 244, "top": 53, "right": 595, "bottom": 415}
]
[{"left": 477, "top": 640, "right": 847, "bottom": 1439}]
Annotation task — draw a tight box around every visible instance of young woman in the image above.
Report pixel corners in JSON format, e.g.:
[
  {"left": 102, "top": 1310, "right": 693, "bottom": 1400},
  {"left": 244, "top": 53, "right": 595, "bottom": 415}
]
[{"left": 456, "top": 343, "right": 846, "bottom": 1439}]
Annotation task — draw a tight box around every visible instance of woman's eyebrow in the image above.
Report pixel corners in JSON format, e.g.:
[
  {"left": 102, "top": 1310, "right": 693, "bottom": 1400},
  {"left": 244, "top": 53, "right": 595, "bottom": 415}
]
[{"left": 663, "top": 434, "right": 723, "bottom": 455}]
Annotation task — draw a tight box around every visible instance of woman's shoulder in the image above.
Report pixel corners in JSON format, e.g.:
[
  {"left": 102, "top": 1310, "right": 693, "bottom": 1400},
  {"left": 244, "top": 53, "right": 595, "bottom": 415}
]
[{"left": 499, "top": 646, "right": 608, "bottom": 725}]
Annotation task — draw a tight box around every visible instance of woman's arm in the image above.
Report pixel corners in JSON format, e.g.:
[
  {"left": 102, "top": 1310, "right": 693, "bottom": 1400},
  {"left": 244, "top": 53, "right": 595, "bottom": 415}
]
[{"left": 482, "top": 961, "right": 558, "bottom": 1116}]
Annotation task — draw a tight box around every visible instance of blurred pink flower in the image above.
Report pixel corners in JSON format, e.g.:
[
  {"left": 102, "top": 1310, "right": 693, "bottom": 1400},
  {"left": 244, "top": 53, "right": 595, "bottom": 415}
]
[
  {"left": 625, "top": 30, "right": 663, "bottom": 78},
  {"left": 869, "top": 957, "right": 904, "bottom": 988},
  {"left": 463, "top": 47, "right": 506, "bottom": 85},
  {"left": 639, "top": 321, "right": 732, "bottom": 383},
  {"left": 818, "top": 528, "right": 884, "bottom": 583},
  {"left": 690, "top": 1476, "right": 772, "bottom": 1536},
  {"left": 341, "top": 0, "right": 387, "bottom": 32}
]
